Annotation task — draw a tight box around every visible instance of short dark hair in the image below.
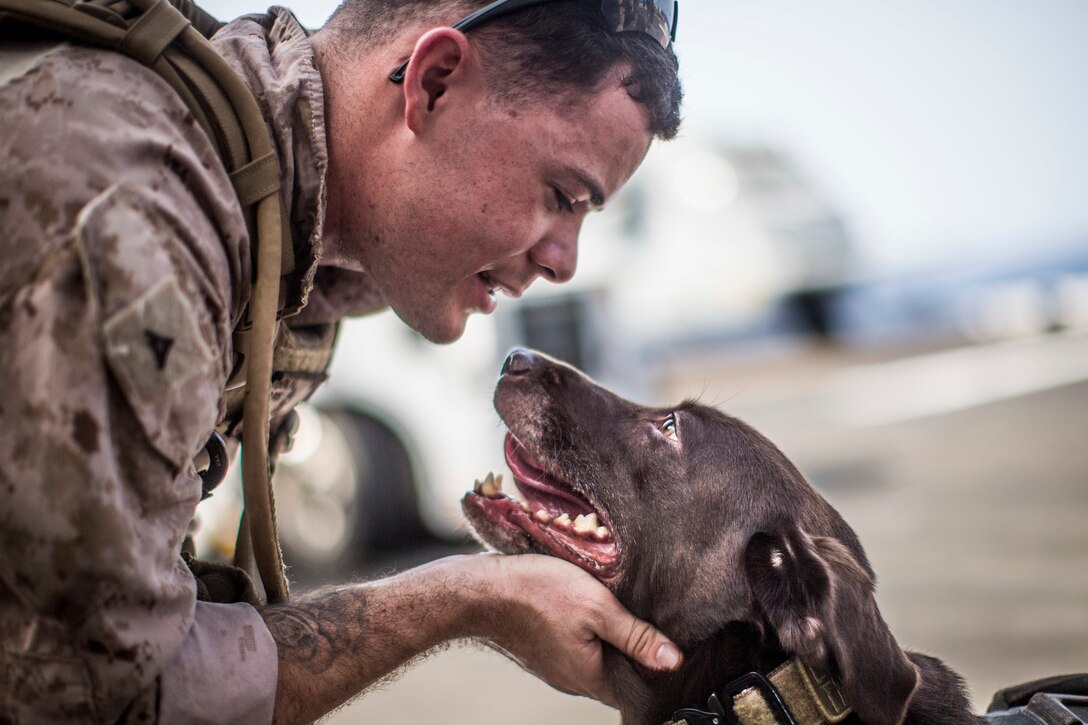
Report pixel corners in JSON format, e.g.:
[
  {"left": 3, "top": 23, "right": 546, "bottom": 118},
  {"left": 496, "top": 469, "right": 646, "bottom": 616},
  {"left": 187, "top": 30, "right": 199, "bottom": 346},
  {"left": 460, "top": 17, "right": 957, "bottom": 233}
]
[{"left": 323, "top": 0, "right": 682, "bottom": 139}]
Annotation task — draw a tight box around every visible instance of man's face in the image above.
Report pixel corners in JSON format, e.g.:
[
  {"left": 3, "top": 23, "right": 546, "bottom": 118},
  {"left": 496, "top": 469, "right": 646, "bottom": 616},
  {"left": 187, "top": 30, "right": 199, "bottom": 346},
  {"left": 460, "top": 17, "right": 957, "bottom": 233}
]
[{"left": 353, "top": 78, "right": 653, "bottom": 343}]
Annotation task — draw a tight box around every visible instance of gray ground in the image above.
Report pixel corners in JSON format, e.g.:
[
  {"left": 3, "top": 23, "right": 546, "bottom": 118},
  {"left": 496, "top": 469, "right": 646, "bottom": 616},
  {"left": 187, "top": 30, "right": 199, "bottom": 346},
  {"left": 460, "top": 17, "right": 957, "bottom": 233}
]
[{"left": 329, "top": 331, "right": 1088, "bottom": 723}]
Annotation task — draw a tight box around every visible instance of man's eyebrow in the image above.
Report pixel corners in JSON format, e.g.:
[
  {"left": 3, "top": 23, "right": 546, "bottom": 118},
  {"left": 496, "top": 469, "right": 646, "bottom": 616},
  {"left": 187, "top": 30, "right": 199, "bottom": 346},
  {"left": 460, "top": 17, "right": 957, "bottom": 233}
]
[{"left": 569, "top": 168, "right": 607, "bottom": 208}]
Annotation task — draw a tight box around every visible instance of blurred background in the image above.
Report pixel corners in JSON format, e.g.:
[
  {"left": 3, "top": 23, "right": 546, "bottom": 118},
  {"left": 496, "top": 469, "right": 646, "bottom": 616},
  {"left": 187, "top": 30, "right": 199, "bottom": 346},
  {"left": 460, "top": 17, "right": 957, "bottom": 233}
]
[{"left": 195, "top": 0, "right": 1088, "bottom": 720}]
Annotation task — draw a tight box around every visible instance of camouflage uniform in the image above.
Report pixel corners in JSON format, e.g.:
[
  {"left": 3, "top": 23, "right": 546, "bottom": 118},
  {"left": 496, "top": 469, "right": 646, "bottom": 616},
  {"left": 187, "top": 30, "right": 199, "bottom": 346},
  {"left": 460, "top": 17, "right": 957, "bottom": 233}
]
[{"left": 0, "top": 8, "right": 332, "bottom": 722}]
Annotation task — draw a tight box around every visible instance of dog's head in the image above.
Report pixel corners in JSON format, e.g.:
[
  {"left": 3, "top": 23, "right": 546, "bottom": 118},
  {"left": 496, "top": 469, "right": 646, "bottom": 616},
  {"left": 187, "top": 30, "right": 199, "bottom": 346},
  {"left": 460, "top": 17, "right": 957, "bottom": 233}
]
[{"left": 463, "top": 350, "right": 919, "bottom": 724}]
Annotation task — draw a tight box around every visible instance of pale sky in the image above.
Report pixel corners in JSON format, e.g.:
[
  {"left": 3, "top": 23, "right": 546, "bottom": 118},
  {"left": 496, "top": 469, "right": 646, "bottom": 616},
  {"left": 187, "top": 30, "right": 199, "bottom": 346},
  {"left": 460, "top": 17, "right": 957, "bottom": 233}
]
[
  {"left": 673, "top": 1, "right": 1088, "bottom": 272},
  {"left": 203, "top": 0, "right": 1088, "bottom": 274}
]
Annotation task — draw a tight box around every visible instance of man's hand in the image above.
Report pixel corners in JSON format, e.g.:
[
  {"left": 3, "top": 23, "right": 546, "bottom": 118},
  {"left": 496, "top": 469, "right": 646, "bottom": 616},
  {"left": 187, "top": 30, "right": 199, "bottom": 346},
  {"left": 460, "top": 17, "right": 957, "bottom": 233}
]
[
  {"left": 466, "top": 553, "right": 683, "bottom": 706},
  {"left": 258, "top": 553, "right": 681, "bottom": 723}
]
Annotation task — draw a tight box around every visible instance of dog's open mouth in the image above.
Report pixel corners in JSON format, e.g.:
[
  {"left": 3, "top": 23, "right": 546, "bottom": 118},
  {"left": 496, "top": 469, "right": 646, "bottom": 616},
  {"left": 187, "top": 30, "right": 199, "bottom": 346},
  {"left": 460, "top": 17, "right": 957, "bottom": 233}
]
[{"left": 463, "top": 433, "right": 620, "bottom": 581}]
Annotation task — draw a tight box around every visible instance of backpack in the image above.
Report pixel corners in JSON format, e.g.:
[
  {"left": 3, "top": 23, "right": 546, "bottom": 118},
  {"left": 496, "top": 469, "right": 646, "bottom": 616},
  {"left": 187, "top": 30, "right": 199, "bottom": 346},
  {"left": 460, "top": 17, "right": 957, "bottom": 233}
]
[
  {"left": 983, "top": 674, "right": 1088, "bottom": 724},
  {"left": 0, "top": 0, "right": 293, "bottom": 602}
]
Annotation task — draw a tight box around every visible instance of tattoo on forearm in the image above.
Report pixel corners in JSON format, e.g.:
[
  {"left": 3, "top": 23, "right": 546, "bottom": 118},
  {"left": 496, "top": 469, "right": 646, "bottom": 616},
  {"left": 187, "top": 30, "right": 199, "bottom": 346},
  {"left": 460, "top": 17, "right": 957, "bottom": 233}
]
[{"left": 261, "top": 587, "right": 362, "bottom": 673}]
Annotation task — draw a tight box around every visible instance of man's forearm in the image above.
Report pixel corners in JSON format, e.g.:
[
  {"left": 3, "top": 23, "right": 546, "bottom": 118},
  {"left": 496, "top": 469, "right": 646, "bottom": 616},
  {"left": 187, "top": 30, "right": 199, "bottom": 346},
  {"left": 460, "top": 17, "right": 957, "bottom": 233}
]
[
  {"left": 258, "top": 553, "right": 683, "bottom": 724},
  {"left": 259, "top": 558, "right": 485, "bottom": 724}
]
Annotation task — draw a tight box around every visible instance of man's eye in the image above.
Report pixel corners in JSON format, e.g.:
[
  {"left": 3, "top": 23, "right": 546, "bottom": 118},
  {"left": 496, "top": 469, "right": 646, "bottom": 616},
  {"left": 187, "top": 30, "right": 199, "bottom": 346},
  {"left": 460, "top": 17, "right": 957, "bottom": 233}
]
[
  {"left": 554, "top": 187, "right": 575, "bottom": 213},
  {"left": 659, "top": 415, "right": 678, "bottom": 441}
]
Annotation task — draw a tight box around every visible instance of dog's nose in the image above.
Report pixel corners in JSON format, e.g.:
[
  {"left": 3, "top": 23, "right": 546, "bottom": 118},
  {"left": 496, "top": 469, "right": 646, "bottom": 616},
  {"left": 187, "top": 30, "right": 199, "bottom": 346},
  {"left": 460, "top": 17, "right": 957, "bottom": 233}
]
[{"left": 502, "top": 348, "right": 535, "bottom": 376}]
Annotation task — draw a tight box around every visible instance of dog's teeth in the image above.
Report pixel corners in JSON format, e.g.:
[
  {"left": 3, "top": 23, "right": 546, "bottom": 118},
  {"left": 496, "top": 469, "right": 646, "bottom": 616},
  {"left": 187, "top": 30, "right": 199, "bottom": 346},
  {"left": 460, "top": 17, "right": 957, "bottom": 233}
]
[
  {"left": 595, "top": 526, "right": 610, "bottom": 541},
  {"left": 533, "top": 509, "right": 552, "bottom": 524},
  {"left": 473, "top": 478, "right": 483, "bottom": 494},
  {"left": 553, "top": 513, "right": 572, "bottom": 530},
  {"left": 479, "top": 472, "right": 502, "bottom": 498},
  {"left": 519, "top": 500, "right": 531, "bottom": 511},
  {"left": 573, "top": 513, "right": 598, "bottom": 534}
]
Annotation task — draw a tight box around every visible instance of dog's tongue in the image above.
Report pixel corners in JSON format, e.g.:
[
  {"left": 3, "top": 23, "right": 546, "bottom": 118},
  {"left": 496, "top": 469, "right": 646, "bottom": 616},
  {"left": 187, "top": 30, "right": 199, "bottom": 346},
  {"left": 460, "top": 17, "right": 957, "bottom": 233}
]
[{"left": 504, "top": 435, "right": 594, "bottom": 515}]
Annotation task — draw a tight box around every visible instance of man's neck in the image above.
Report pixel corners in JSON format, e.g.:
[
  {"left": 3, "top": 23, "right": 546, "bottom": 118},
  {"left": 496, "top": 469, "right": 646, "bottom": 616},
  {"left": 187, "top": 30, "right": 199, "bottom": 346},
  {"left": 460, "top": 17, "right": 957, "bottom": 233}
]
[
  {"left": 292, "top": 266, "right": 387, "bottom": 326},
  {"left": 294, "top": 31, "right": 388, "bottom": 324}
]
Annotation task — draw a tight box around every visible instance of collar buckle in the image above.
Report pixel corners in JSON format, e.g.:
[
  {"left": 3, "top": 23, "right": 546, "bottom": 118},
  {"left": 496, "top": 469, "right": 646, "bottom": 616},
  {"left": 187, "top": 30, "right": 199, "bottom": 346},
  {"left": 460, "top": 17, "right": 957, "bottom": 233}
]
[
  {"left": 720, "top": 671, "right": 798, "bottom": 725},
  {"left": 669, "top": 671, "right": 798, "bottom": 725},
  {"left": 668, "top": 706, "right": 724, "bottom": 725}
]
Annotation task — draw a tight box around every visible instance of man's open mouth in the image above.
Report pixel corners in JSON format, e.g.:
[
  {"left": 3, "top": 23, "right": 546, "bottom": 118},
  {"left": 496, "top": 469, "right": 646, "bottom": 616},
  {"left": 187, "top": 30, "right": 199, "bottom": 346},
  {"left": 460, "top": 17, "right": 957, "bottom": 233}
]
[{"left": 463, "top": 433, "right": 620, "bottom": 581}]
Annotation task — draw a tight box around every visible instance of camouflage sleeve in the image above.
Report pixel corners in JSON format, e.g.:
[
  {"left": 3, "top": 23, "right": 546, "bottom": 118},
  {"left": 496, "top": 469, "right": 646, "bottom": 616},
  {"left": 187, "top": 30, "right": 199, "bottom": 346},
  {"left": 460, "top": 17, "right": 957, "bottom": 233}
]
[
  {"left": 0, "top": 43, "right": 275, "bottom": 722},
  {"left": 158, "top": 601, "right": 277, "bottom": 722}
]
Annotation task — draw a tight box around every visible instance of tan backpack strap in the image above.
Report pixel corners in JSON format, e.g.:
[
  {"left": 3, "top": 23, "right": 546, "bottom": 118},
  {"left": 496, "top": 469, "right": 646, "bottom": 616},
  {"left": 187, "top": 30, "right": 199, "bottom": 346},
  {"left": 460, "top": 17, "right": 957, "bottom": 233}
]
[
  {"left": 237, "top": 178, "right": 289, "bottom": 603},
  {"left": 231, "top": 153, "right": 281, "bottom": 206},
  {"left": 172, "top": 12, "right": 292, "bottom": 604},
  {"left": 153, "top": 0, "right": 290, "bottom": 603},
  {"left": 118, "top": 0, "right": 187, "bottom": 65},
  {"left": 230, "top": 153, "right": 295, "bottom": 275},
  {"left": 170, "top": 50, "right": 246, "bottom": 167}
]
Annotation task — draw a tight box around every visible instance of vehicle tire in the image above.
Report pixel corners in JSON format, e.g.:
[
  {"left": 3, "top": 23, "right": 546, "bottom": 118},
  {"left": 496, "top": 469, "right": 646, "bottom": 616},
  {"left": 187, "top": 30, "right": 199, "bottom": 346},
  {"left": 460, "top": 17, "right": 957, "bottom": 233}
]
[
  {"left": 274, "top": 407, "right": 428, "bottom": 582},
  {"left": 328, "top": 409, "right": 430, "bottom": 553}
]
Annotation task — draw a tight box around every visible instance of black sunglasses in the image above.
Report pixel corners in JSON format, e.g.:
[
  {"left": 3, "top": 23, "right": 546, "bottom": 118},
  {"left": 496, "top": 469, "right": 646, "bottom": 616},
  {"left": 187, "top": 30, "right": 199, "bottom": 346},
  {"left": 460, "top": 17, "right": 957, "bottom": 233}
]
[{"left": 389, "top": 0, "right": 678, "bottom": 83}]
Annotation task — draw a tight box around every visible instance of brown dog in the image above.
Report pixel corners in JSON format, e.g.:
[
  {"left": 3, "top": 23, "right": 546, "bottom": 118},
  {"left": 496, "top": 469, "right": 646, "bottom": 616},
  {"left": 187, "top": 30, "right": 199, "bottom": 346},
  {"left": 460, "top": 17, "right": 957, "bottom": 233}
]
[{"left": 463, "top": 349, "right": 977, "bottom": 725}]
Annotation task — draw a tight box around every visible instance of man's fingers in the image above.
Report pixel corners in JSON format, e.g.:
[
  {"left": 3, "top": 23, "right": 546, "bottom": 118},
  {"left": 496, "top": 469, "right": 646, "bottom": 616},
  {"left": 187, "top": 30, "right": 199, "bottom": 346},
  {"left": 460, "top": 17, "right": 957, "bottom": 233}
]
[{"left": 595, "top": 603, "right": 683, "bottom": 672}]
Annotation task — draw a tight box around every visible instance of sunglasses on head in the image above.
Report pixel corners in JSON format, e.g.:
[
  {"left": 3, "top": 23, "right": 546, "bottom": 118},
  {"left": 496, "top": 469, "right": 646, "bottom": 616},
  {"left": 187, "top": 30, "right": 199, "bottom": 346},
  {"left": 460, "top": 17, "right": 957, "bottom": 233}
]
[{"left": 389, "top": 0, "right": 678, "bottom": 83}]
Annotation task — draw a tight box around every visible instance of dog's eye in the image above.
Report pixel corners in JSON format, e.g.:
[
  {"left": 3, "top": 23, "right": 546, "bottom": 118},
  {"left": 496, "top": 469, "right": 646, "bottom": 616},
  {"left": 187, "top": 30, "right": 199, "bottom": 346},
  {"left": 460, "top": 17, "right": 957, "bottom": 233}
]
[{"left": 659, "top": 415, "right": 679, "bottom": 442}]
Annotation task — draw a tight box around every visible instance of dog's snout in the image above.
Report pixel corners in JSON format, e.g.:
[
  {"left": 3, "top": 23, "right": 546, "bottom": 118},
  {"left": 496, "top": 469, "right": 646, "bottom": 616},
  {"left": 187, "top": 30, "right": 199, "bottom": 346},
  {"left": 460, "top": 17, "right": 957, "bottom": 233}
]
[{"left": 502, "top": 348, "right": 535, "bottom": 376}]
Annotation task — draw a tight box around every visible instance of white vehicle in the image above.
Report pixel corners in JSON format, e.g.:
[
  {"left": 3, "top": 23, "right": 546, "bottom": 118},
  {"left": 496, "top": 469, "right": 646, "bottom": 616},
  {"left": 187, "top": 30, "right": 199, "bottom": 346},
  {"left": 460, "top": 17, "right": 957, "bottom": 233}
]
[{"left": 193, "top": 310, "right": 508, "bottom": 576}]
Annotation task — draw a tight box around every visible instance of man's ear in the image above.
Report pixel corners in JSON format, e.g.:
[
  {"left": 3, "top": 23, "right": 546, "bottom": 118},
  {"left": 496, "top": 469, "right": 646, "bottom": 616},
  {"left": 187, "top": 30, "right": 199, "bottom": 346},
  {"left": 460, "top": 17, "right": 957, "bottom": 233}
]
[
  {"left": 400, "top": 27, "right": 474, "bottom": 133},
  {"left": 744, "top": 521, "right": 919, "bottom": 725}
]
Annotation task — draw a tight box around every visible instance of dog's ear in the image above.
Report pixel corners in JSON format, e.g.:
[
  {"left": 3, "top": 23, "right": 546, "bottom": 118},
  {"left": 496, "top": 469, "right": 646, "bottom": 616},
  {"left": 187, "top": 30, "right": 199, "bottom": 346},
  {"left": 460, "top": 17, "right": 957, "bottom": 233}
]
[{"left": 744, "top": 523, "right": 919, "bottom": 725}]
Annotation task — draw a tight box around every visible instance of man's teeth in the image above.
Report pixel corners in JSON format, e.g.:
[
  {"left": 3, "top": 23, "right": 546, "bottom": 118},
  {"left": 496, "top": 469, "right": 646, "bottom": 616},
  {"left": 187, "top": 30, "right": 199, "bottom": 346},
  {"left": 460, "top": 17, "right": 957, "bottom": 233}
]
[{"left": 473, "top": 472, "right": 504, "bottom": 498}]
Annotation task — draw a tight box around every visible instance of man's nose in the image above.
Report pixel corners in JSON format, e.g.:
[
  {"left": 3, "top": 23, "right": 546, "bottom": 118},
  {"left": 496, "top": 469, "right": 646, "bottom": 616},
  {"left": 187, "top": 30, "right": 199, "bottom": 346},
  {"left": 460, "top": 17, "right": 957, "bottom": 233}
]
[{"left": 529, "top": 223, "right": 579, "bottom": 284}]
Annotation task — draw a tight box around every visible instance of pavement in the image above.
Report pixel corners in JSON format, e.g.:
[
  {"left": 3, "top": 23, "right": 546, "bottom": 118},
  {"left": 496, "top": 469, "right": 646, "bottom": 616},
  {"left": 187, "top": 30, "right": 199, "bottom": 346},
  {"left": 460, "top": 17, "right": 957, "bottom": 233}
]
[{"left": 326, "top": 330, "right": 1088, "bottom": 723}]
